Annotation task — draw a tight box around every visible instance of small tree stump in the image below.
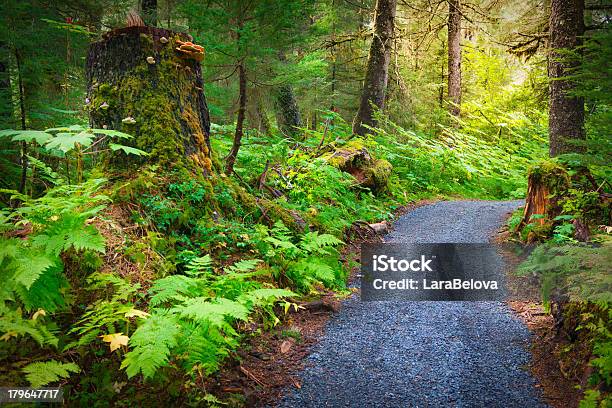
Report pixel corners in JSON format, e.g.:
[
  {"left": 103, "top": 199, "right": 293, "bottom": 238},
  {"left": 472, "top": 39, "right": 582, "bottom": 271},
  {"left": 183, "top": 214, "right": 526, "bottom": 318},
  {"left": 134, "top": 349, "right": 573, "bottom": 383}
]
[
  {"left": 520, "top": 161, "right": 570, "bottom": 237},
  {"left": 86, "top": 26, "right": 212, "bottom": 174}
]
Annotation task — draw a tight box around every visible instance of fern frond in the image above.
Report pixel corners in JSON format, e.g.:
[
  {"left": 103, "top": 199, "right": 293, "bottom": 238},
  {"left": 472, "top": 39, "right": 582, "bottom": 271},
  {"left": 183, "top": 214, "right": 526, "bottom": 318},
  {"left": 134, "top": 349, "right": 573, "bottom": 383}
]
[
  {"left": 0, "top": 308, "right": 58, "bottom": 347},
  {"left": 64, "top": 225, "right": 106, "bottom": 253},
  {"left": 271, "top": 220, "right": 293, "bottom": 241},
  {"left": 149, "top": 275, "right": 199, "bottom": 306},
  {"left": 178, "top": 322, "right": 233, "bottom": 375},
  {"left": 31, "top": 213, "right": 105, "bottom": 256},
  {"left": 299, "top": 231, "right": 343, "bottom": 254},
  {"left": 14, "top": 264, "right": 67, "bottom": 312},
  {"left": 239, "top": 288, "right": 295, "bottom": 306},
  {"left": 22, "top": 360, "right": 79, "bottom": 387},
  {"left": 185, "top": 254, "right": 213, "bottom": 276},
  {"left": 121, "top": 311, "right": 180, "bottom": 379},
  {"left": 13, "top": 249, "right": 58, "bottom": 289},
  {"left": 224, "top": 259, "right": 261, "bottom": 274},
  {"left": 86, "top": 272, "right": 140, "bottom": 302},
  {"left": 176, "top": 297, "right": 250, "bottom": 326}
]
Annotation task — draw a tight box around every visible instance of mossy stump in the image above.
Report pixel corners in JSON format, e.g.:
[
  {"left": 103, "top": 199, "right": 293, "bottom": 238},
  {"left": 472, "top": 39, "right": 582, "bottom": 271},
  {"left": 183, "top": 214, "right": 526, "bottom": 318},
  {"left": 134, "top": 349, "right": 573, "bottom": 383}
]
[
  {"left": 86, "top": 26, "right": 212, "bottom": 175},
  {"left": 325, "top": 140, "right": 392, "bottom": 195},
  {"left": 519, "top": 161, "right": 570, "bottom": 239}
]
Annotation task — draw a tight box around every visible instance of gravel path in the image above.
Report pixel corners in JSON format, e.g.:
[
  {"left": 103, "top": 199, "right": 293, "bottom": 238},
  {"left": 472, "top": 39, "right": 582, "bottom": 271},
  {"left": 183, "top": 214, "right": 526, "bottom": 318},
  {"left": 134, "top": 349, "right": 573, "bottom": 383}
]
[{"left": 277, "top": 200, "right": 548, "bottom": 408}]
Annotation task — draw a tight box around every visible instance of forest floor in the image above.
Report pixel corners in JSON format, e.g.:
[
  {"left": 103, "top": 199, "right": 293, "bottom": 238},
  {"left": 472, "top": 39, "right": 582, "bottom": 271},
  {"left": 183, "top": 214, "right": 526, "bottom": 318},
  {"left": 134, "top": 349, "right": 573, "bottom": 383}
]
[{"left": 274, "top": 200, "right": 552, "bottom": 408}]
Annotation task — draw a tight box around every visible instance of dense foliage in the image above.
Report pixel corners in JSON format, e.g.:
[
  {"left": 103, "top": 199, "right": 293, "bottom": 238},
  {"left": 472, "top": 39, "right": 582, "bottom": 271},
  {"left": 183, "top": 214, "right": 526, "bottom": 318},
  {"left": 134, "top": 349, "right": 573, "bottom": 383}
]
[{"left": 0, "top": 0, "right": 609, "bottom": 406}]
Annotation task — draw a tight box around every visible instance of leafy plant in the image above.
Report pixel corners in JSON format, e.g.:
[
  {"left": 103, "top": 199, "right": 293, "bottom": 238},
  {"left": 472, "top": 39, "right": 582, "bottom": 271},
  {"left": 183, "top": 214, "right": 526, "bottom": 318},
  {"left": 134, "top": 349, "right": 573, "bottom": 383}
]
[
  {"left": 122, "top": 256, "right": 295, "bottom": 379},
  {"left": 253, "top": 220, "right": 344, "bottom": 292},
  {"left": 22, "top": 360, "right": 80, "bottom": 388},
  {"left": 0, "top": 126, "right": 146, "bottom": 189},
  {"left": 0, "top": 181, "right": 107, "bottom": 352}
]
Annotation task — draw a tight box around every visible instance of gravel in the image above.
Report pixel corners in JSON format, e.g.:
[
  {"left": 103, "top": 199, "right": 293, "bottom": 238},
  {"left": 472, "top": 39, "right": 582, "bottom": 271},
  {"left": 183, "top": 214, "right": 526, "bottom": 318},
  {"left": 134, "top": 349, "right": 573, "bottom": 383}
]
[{"left": 276, "top": 200, "right": 549, "bottom": 408}]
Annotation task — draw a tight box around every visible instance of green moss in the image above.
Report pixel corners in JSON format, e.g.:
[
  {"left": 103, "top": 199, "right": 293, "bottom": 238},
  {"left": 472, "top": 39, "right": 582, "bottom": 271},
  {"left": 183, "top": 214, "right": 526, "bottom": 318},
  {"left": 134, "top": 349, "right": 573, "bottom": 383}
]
[
  {"left": 325, "top": 139, "right": 368, "bottom": 169},
  {"left": 527, "top": 160, "right": 570, "bottom": 194},
  {"left": 89, "top": 32, "right": 210, "bottom": 175},
  {"left": 363, "top": 159, "right": 392, "bottom": 194},
  {"left": 324, "top": 140, "right": 392, "bottom": 196},
  {"left": 224, "top": 178, "right": 307, "bottom": 231}
]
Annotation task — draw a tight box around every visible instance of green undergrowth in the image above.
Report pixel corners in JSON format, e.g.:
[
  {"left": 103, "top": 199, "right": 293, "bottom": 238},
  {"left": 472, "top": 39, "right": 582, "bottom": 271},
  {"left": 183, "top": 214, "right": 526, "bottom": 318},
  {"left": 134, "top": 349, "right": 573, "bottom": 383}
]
[
  {"left": 0, "top": 105, "right": 549, "bottom": 403},
  {"left": 514, "top": 236, "right": 612, "bottom": 407},
  {"left": 211, "top": 105, "right": 548, "bottom": 208},
  {"left": 508, "top": 159, "right": 611, "bottom": 407}
]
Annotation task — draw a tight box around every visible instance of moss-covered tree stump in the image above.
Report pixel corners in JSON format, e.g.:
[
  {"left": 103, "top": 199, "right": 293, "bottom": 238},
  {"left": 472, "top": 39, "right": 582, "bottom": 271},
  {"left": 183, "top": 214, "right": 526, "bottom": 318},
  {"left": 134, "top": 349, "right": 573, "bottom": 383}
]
[
  {"left": 325, "top": 140, "right": 392, "bottom": 195},
  {"left": 86, "top": 26, "right": 212, "bottom": 175},
  {"left": 519, "top": 161, "right": 570, "bottom": 239}
]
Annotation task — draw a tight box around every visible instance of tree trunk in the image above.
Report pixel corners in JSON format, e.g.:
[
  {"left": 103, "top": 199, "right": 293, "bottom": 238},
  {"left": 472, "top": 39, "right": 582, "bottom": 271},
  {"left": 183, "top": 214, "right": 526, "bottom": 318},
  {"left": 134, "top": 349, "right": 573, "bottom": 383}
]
[
  {"left": 141, "top": 0, "right": 157, "bottom": 27},
  {"left": 275, "top": 83, "right": 302, "bottom": 137},
  {"left": 16, "top": 50, "right": 27, "bottom": 194},
  {"left": 0, "top": 43, "right": 12, "bottom": 128},
  {"left": 225, "top": 62, "right": 247, "bottom": 174},
  {"left": 275, "top": 52, "right": 302, "bottom": 137},
  {"left": 447, "top": 0, "right": 461, "bottom": 117},
  {"left": 246, "top": 88, "right": 270, "bottom": 134},
  {"left": 548, "top": 0, "right": 585, "bottom": 157},
  {"left": 86, "top": 26, "right": 212, "bottom": 175},
  {"left": 352, "top": 0, "right": 397, "bottom": 136},
  {"left": 520, "top": 161, "right": 570, "bottom": 242}
]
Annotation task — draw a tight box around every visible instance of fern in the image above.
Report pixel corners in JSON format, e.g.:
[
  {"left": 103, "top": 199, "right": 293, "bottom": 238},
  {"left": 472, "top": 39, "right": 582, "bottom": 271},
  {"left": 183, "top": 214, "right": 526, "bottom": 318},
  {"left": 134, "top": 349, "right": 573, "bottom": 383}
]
[
  {"left": 27, "top": 155, "right": 62, "bottom": 185},
  {"left": 176, "top": 298, "right": 250, "bottom": 325},
  {"left": 22, "top": 360, "right": 79, "bottom": 388},
  {"left": 185, "top": 254, "right": 213, "bottom": 276},
  {"left": 299, "top": 231, "right": 343, "bottom": 254},
  {"left": 239, "top": 288, "right": 295, "bottom": 305},
  {"left": 14, "top": 265, "right": 67, "bottom": 312},
  {"left": 253, "top": 220, "right": 346, "bottom": 292},
  {"left": 178, "top": 321, "right": 236, "bottom": 375},
  {"left": 270, "top": 220, "right": 293, "bottom": 242},
  {"left": 149, "top": 275, "right": 199, "bottom": 306},
  {"left": 121, "top": 311, "right": 181, "bottom": 379},
  {"left": 0, "top": 307, "right": 58, "bottom": 347},
  {"left": 87, "top": 272, "right": 141, "bottom": 302},
  {"left": 66, "top": 274, "right": 139, "bottom": 350},
  {"left": 13, "top": 249, "right": 58, "bottom": 289},
  {"left": 224, "top": 259, "right": 261, "bottom": 274},
  {"left": 123, "top": 257, "right": 293, "bottom": 380},
  {"left": 31, "top": 212, "right": 106, "bottom": 256}
]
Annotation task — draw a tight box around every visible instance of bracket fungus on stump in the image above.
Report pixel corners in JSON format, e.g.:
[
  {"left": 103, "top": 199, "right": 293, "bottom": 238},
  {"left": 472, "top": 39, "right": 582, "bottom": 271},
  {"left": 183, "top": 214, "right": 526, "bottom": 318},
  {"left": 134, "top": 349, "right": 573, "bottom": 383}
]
[{"left": 86, "top": 26, "right": 211, "bottom": 175}]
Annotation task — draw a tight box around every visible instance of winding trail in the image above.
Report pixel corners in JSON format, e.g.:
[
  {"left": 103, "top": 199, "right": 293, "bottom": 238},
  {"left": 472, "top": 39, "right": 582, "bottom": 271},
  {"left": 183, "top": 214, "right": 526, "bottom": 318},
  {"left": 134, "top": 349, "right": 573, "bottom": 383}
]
[{"left": 278, "top": 200, "right": 548, "bottom": 408}]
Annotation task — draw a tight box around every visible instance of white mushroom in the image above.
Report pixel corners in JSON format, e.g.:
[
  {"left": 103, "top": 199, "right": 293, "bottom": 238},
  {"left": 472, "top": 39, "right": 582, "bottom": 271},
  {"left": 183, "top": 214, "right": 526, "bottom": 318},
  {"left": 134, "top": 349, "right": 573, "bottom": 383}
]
[
  {"left": 160, "top": 37, "right": 168, "bottom": 44},
  {"left": 122, "top": 116, "right": 136, "bottom": 124},
  {"left": 100, "top": 102, "right": 109, "bottom": 110},
  {"left": 146, "top": 56, "right": 156, "bottom": 64}
]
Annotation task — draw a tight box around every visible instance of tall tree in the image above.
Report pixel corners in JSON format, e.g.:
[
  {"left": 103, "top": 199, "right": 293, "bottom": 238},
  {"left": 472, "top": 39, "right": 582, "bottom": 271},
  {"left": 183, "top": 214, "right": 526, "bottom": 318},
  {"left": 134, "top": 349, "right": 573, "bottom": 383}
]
[
  {"left": 352, "top": 0, "right": 397, "bottom": 136},
  {"left": 275, "top": 52, "right": 302, "bottom": 137},
  {"left": 182, "top": 0, "right": 314, "bottom": 174},
  {"left": 275, "top": 83, "right": 303, "bottom": 137},
  {"left": 447, "top": 0, "right": 461, "bottom": 116},
  {"left": 0, "top": 44, "right": 12, "bottom": 128},
  {"left": 548, "top": 0, "right": 585, "bottom": 156}
]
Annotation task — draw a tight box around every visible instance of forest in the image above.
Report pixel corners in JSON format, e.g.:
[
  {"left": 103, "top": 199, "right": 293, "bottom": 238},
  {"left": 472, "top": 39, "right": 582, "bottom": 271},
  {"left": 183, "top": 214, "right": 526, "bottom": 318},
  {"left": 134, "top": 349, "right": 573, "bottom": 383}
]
[{"left": 0, "top": 0, "right": 610, "bottom": 406}]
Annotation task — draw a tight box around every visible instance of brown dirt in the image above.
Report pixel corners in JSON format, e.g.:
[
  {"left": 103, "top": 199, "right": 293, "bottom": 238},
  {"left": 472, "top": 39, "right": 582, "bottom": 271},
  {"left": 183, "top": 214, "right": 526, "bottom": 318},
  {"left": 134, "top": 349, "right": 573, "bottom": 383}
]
[
  {"left": 92, "top": 203, "right": 158, "bottom": 288},
  {"left": 507, "top": 300, "right": 581, "bottom": 408},
  {"left": 202, "top": 290, "right": 341, "bottom": 407}
]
